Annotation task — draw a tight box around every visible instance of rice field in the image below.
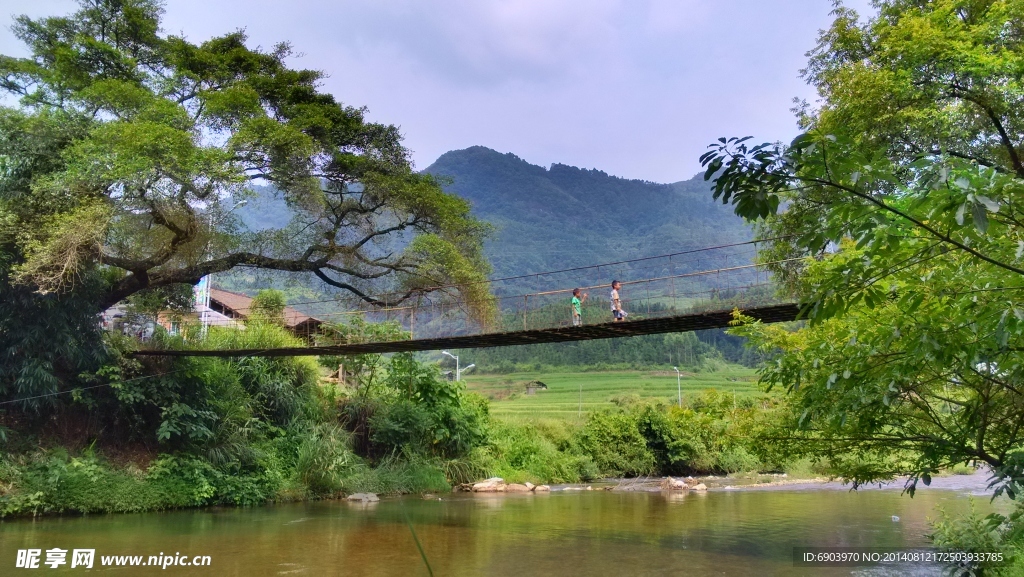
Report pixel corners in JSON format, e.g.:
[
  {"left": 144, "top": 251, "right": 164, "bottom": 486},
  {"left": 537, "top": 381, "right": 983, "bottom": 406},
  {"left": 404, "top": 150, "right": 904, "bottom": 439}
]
[{"left": 461, "top": 367, "right": 761, "bottom": 420}]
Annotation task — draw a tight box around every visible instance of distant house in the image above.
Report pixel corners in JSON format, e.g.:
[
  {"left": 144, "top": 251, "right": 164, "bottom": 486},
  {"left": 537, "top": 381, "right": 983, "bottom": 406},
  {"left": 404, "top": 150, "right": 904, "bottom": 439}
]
[
  {"left": 206, "top": 288, "right": 324, "bottom": 339},
  {"left": 525, "top": 381, "right": 548, "bottom": 395},
  {"left": 153, "top": 288, "right": 324, "bottom": 341}
]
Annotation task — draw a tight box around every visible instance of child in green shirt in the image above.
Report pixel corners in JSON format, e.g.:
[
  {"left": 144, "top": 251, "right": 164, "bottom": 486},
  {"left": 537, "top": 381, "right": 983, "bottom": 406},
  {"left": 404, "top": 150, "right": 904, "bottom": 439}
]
[{"left": 571, "top": 288, "right": 588, "bottom": 326}]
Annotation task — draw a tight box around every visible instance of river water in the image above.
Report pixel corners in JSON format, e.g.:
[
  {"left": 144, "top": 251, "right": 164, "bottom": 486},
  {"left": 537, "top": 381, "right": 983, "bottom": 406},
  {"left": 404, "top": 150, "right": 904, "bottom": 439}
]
[{"left": 0, "top": 479, "right": 1001, "bottom": 576}]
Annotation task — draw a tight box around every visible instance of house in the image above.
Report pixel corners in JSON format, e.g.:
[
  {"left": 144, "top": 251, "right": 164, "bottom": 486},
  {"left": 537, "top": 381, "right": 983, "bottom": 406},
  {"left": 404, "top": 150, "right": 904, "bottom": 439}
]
[
  {"left": 206, "top": 288, "right": 324, "bottom": 339},
  {"left": 153, "top": 288, "right": 325, "bottom": 341},
  {"left": 525, "top": 381, "right": 548, "bottom": 395}
]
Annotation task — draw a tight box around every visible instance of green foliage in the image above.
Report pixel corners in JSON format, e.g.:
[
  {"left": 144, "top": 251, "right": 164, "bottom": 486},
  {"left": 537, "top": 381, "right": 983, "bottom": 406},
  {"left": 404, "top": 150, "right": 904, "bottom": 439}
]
[
  {"left": 480, "top": 419, "right": 598, "bottom": 483},
  {"left": 931, "top": 500, "right": 1024, "bottom": 576},
  {"left": 340, "top": 350, "right": 488, "bottom": 463},
  {"left": 602, "top": 391, "right": 783, "bottom": 476},
  {"left": 574, "top": 410, "right": 657, "bottom": 477},
  {"left": 0, "top": 259, "right": 107, "bottom": 410},
  {"left": 465, "top": 329, "right": 759, "bottom": 371},
  {"left": 702, "top": 0, "right": 1024, "bottom": 496},
  {"left": 124, "top": 284, "right": 194, "bottom": 323},
  {"left": 476, "top": 391, "right": 780, "bottom": 481},
  {"left": 339, "top": 452, "right": 450, "bottom": 495},
  {"left": 0, "top": 0, "right": 491, "bottom": 408},
  {"left": 425, "top": 146, "right": 750, "bottom": 285},
  {"left": 249, "top": 290, "right": 287, "bottom": 325},
  {"left": 317, "top": 317, "right": 409, "bottom": 397},
  {"left": 294, "top": 423, "right": 356, "bottom": 494},
  {"left": 318, "top": 317, "right": 488, "bottom": 468}
]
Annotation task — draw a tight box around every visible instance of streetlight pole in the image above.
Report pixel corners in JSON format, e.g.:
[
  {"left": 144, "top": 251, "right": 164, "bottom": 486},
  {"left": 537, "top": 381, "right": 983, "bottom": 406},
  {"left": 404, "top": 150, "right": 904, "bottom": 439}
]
[
  {"left": 673, "top": 366, "right": 681, "bottom": 408},
  {"left": 442, "top": 351, "right": 459, "bottom": 381},
  {"left": 199, "top": 198, "right": 248, "bottom": 337}
]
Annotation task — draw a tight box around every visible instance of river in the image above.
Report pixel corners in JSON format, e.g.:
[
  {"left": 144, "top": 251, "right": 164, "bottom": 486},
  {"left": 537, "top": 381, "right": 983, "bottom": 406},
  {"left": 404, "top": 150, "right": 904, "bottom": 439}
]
[{"left": 0, "top": 476, "right": 1002, "bottom": 576}]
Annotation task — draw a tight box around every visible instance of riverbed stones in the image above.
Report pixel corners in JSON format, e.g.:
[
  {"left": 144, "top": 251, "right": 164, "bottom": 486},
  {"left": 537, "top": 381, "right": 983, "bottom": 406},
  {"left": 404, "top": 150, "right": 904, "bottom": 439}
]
[
  {"left": 347, "top": 493, "right": 379, "bottom": 502},
  {"left": 691, "top": 483, "right": 708, "bottom": 491},
  {"left": 660, "top": 477, "right": 688, "bottom": 491},
  {"left": 472, "top": 478, "right": 507, "bottom": 492},
  {"left": 463, "top": 478, "right": 552, "bottom": 493}
]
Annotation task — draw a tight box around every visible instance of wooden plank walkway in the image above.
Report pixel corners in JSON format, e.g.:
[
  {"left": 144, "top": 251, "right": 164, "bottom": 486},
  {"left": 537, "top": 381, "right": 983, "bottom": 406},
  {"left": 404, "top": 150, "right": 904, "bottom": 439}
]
[{"left": 131, "top": 303, "right": 801, "bottom": 358}]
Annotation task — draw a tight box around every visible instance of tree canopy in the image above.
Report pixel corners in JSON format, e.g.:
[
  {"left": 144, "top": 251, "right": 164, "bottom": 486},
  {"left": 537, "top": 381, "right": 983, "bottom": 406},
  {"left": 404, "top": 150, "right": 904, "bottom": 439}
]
[
  {"left": 0, "top": 0, "right": 494, "bottom": 406},
  {"left": 703, "top": 0, "right": 1024, "bottom": 496},
  {"left": 0, "top": 0, "right": 491, "bottom": 313}
]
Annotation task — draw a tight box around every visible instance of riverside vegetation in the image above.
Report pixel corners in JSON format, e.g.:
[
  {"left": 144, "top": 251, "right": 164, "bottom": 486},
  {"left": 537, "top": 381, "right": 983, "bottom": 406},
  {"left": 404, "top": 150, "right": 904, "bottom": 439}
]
[
  {"left": 0, "top": 295, "right": 801, "bottom": 517},
  {"left": 699, "top": 1, "right": 1024, "bottom": 573},
  {"left": 0, "top": 0, "right": 794, "bottom": 519},
  {"left": 4, "top": 0, "right": 1024, "bottom": 575}
]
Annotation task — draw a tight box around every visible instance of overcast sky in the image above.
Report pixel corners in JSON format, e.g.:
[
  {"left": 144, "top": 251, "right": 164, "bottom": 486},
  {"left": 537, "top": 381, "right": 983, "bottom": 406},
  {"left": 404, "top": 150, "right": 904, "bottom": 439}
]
[{"left": 2, "top": 0, "right": 871, "bottom": 183}]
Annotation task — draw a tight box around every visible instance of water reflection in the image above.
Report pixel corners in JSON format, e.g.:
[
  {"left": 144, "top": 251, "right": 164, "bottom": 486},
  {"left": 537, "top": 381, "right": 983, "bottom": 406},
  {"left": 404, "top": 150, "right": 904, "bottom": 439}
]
[{"left": 0, "top": 488, "right": 997, "bottom": 576}]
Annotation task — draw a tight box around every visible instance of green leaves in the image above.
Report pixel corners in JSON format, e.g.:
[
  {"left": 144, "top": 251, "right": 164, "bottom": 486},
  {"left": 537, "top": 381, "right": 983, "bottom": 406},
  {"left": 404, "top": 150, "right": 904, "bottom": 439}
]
[
  {"left": 709, "top": 2, "right": 1024, "bottom": 493},
  {"left": 972, "top": 201, "right": 989, "bottom": 234},
  {"left": 0, "top": 0, "right": 492, "bottom": 330},
  {"left": 700, "top": 136, "right": 789, "bottom": 221}
]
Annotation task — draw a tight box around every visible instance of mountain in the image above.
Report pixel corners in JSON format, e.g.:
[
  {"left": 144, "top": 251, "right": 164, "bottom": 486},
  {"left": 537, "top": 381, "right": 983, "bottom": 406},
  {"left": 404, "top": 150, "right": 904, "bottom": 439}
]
[
  {"left": 423, "top": 146, "right": 751, "bottom": 287},
  {"left": 227, "top": 146, "right": 753, "bottom": 304}
]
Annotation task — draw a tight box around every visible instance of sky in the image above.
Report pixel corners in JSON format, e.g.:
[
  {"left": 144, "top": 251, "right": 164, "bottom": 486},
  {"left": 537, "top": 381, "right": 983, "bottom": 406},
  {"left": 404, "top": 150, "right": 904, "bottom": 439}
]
[{"left": 1, "top": 0, "right": 872, "bottom": 183}]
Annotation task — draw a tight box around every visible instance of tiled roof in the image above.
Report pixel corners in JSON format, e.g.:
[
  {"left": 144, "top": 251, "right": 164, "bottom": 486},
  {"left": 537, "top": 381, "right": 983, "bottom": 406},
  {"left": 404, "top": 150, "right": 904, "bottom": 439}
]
[{"left": 209, "top": 288, "right": 321, "bottom": 329}]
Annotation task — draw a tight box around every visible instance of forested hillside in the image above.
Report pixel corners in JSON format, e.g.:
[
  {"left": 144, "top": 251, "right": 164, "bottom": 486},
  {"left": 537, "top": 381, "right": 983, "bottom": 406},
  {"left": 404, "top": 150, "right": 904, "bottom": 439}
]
[
  {"left": 423, "top": 146, "right": 757, "bottom": 369},
  {"left": 424, "top": 146, "right": 752, "bottom": 283},
  {"left": 221, "top": 147, "right": 759, "bottom": 368},
  {"left": 227, "top": 146, "right": 753, "bottom": 302}
]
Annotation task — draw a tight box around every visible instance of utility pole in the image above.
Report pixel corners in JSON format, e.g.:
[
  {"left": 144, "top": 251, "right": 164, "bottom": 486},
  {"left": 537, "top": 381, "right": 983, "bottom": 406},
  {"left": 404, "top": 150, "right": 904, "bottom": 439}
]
[{"left": 673, "top": 366, "right": 682, "bottom": 408}]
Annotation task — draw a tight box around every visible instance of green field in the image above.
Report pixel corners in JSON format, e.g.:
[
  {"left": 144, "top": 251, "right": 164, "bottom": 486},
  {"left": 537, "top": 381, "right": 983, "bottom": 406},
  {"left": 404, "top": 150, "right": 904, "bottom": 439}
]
[{"left": 462, "top": 367, "right": 761, "bottom": 420}]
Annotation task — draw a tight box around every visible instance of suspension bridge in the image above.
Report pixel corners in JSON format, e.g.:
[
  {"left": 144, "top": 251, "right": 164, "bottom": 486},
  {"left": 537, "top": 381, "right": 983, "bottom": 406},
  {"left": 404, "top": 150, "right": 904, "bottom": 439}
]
[{"left": 132, "top": 239, "right": 804, "bottom": 358}]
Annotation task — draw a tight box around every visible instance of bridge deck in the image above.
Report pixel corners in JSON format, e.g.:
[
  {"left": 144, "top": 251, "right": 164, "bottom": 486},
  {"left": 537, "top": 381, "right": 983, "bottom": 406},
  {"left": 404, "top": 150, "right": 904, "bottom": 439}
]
[{"left": 132, "top": 303, "right": 801, "bottom": 358}]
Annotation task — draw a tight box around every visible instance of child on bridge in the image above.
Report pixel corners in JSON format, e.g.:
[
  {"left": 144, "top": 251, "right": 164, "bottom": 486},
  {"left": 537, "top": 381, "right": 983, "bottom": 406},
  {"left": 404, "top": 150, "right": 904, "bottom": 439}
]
[
  {"left": 571, "top": 288, "right": 588, "bottom": 326},
  {"left": 610, "top": 280, "right": 627, "bottom": 322}
]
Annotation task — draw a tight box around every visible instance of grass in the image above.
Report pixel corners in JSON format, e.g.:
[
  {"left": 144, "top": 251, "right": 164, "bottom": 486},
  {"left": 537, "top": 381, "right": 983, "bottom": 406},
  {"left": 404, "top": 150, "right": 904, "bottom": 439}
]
[{"left": 462, "top": 366, "right": 760, "bottom": 420}]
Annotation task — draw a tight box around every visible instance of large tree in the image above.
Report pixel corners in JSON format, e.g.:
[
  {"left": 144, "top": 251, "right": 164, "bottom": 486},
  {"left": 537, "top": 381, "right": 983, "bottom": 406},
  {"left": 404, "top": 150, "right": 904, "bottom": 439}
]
[
  {"left": 0, "top": 0, "right": 492, "bottom": 404},
  {"left": 0, "top": 0, "right": 490, "bottom": 311},
  {"left": 703, "top": 0, "right": 1024, "bottom": 496}
]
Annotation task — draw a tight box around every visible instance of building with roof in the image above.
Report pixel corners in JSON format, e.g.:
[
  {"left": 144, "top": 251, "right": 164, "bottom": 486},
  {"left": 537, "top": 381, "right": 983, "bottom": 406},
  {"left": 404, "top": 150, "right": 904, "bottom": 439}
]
[
  {"left": 206, "top": 288, "right": 324, "bottom": 339},
  {"left": 149, "top": 288, "right": 324, "bottom": 341}
]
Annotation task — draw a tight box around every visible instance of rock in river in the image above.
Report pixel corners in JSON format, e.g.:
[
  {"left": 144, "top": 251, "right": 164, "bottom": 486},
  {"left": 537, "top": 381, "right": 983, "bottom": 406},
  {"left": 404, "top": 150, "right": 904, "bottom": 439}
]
[
  {"left": 472, "top": 478, "right": 507, "bottom": 492},
  {"left": 660, "top": 477, "right": 688, "bottom": 491},
  {"left": 347, "top": 493, "right": 379, "bottom": 502}
]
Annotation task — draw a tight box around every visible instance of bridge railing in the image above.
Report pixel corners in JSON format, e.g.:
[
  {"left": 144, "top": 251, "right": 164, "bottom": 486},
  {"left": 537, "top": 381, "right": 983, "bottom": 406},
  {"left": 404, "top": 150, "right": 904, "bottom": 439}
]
[{"left": 147, "top": 240, "right": 800, "bottom": 346}]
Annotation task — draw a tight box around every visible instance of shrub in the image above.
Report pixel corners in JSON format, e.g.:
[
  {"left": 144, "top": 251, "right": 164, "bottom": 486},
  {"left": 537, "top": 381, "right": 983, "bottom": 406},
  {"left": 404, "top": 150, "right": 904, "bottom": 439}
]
[
  {"left": 483, "top": 419, "right": 595, "bottom": 483},
  {"left": 295, "top": 424, "right": 358, "bottom": 495},
  {"left": 573, "top": 411, "right": 656, "bottom": 477},
  {"left": 340, "top": 452, "right": 450, "bottom": 494},
  {"left": 931, "top": 499, "right": 1024, "bottom": 577}
]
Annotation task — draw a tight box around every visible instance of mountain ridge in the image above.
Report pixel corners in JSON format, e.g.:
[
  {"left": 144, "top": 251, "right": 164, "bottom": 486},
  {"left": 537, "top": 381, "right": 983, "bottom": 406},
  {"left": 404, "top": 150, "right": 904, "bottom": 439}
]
[
  {"left": 226, "top": 145, "right": 752, "bottom": 300},
  {"left": 424, "top": 145, "right": 751, "bottom": 284}
]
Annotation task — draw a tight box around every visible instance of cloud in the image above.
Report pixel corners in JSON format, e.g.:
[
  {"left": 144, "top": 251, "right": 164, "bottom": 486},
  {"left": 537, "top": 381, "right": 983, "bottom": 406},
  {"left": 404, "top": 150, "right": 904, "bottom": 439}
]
[
  {"left": 304, "top": 0, "right": 626, "bottom": 86},
  {"left": 0, "top": 0, "right": 877, "bottom": 182}
]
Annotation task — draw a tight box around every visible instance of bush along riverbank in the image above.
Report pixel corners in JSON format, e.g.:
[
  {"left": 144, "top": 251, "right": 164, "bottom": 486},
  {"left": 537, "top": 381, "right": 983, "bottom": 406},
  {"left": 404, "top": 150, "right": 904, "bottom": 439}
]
[
  {"left": 3, "top": 318, "right": 1021, "bottom": 577},
  {"left": 0, "top": 314, "right": 807, "bottom": 517}
]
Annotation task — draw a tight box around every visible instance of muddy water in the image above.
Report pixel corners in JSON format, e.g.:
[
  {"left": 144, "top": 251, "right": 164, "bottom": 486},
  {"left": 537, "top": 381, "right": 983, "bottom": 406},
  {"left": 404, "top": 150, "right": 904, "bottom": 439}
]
[{"left": 0, "top": 484, "right": 1002, "bottom": 576}]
